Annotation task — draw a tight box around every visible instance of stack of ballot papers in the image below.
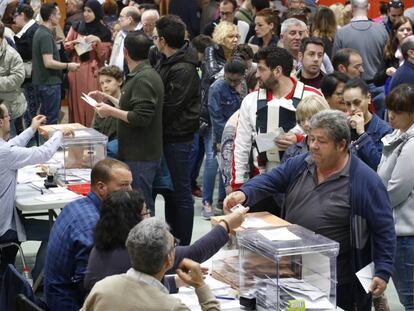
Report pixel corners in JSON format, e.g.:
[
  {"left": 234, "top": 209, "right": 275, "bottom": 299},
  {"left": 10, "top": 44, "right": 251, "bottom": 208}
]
[{"left": 256, "top": 278, "right": 335, "bottom": 310}]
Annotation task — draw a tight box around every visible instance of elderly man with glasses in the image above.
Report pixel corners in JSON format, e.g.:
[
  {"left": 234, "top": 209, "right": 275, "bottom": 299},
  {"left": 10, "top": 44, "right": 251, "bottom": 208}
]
[{"left": 82, "top": 218, "right": 220, "bottom": 311}]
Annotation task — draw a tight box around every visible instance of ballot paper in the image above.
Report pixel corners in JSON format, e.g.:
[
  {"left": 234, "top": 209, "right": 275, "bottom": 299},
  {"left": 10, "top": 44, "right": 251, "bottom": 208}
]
[
  {"left": 34, "top": 190, "right": 81, "bottom": 202},
  {"left": 258, "top": 227, "right": 301, "bottom": 241},
  {"left": 255, "top": 128, "right": 285, "bottom": 152},
  {"left": 81, "top": 93, "right": 98, "bottom": 108},
  {"left": 74, "top": 37, "right": 93, "bottom": 56},
  {"left": 356, "top": 261, "right": 374, "bottom": 294}
]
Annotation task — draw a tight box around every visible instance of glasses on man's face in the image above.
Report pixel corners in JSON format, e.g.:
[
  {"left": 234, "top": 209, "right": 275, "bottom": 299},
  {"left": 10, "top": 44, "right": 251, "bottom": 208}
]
[{"left": 168, "top": 236, "right": 180, "bottom": 253}]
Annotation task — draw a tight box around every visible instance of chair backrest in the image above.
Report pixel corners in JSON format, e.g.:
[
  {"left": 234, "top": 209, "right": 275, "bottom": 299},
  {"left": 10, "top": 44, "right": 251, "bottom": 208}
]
[
  {"left": 16, "top": 294, "right": 44, "bottom": 311},
  {"left": 0, "top": 264, "right": 36, "bottom": 311}
]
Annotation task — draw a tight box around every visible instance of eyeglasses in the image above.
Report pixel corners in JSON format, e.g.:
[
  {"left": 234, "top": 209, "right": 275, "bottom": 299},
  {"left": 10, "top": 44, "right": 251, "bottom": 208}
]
[
  {"left": 389, "top": 0, "right": 404, "bottom": 9},
  {"left": 168, "top": 236, "right": 180, "bottom": 253}
]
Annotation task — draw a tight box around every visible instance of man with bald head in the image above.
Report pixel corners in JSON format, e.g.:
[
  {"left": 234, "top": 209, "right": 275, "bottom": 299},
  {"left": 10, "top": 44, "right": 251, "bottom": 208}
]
[
  {"left": 332, "top": 0, "right": 388, "bottom": 117},
  {"left": 109, "top": 5, "right": 141, "bottom": 71},
  {"left": 390, "top": 35, "right": 414, "bottom": 89}
]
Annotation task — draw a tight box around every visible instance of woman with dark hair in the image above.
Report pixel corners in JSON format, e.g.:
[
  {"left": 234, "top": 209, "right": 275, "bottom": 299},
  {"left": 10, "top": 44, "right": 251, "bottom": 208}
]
[
  {"left": 320, "top": 72, "right": 349, "bottom": 112},
  {"left": 64, "top": 0, "right": 112, "bottom": 127},
  {"left": 312, "top": 6, "right": 337, "bottom": 59},
  {"left": 199, "top": 21, "right": 240, "bottom": 219},
  {"left": 377, "top": 84, "right": 414, "bottom": 310},
  {"left": 374, "top": 16, "right": 413, "bottom": 89},
  {"left": 248, "top": 8, "right": 279, "bottom": 49},
  {"left": 84, "top": 189, "right": 246, "bottom": 292}
]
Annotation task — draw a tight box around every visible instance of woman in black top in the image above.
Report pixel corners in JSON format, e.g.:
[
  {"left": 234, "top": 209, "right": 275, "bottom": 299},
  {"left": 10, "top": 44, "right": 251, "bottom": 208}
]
[{"left": 84, "top": 189, "right": 246, "bottom": 292}]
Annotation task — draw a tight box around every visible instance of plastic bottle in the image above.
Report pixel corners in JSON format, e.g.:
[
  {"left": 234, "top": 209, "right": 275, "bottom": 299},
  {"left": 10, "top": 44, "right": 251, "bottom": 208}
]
[{"left": 22, "top": 267, "right": 33, "bottom": 287}]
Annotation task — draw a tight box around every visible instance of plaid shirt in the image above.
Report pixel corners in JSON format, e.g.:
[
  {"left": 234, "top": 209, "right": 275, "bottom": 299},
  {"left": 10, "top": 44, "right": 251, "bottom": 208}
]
[{"left": 44, "top": 192, "right": 101, "bottom": 311}]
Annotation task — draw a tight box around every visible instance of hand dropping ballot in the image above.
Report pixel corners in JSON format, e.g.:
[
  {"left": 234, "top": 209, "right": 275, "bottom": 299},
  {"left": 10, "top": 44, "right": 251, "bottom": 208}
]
[{"left": 255, "top": 127, "right": 285, "bottom": 152}]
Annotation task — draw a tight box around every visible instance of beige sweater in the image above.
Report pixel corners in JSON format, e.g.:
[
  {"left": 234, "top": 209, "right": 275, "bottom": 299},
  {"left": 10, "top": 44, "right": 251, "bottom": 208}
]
[{"left": 81, "top": 274, "right": 221, "bottom": 311}]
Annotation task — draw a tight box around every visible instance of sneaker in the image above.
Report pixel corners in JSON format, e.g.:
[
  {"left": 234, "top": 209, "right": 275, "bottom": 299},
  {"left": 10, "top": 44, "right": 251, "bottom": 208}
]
[
  {"left": 192, "top": 186, "right": 203, "bottom": 198},
  {"left": 201, "top": 203, "right": 214, "bottom": 220}
]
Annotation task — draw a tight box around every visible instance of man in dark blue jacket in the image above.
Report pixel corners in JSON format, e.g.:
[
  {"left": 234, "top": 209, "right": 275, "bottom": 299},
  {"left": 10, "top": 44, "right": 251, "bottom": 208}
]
[{"left": 224, "top": 110, "right": 396, "bottom": 310}]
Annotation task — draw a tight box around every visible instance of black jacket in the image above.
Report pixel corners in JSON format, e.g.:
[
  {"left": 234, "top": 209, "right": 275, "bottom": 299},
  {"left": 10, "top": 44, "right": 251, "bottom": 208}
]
[
  {"left": 155, "top": 42, "right": 201, "bottom": 143},
  {"left": 14, "top": 21, "right": 39, "bottom": 61},
  {"left": 200, "top": 44, "right": 226, "bottom": 125}
]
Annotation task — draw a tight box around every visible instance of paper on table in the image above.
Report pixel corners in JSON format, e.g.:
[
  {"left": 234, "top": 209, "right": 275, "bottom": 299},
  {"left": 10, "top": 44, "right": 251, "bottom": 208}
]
[
  {"left": 255, "top": 128, "right": 285, "bottom": 152},
  {"left": 34, "top": 192, "right": 81, "bottom": 202},
  {"left": 356, "top": 261, "right": 374, "bottom": 293},
  {"left": 81, "top": 93, "right": 98, "bottom": 108},
  {"left": 258, "top": 227, "right": 301, "bottom": 241}
]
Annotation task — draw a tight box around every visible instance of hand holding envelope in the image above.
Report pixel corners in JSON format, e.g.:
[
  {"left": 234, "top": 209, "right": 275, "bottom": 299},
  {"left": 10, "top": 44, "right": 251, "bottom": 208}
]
[
  {"left": 356, "top": 262, "right": 387, "bottom": 297},
  {"left": 81, "top": 93, "right": 98, "bottom": 108}
]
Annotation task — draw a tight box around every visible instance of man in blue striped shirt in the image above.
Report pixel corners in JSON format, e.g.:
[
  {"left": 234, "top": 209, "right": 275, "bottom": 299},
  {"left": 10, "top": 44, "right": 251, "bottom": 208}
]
[{"left": 44, "top": 158, "right": 132, "bottom": 311}]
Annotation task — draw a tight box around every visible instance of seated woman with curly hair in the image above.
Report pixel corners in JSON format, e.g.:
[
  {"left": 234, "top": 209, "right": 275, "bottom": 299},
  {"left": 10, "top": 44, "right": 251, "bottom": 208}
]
[{"left": 84, "top": 189, "right": 246, "bottom": 292}]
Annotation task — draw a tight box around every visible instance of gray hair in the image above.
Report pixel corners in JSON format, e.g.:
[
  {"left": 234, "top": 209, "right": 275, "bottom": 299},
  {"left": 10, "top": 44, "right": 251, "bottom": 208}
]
[
  {"left": 351, "top": 0, "right": 368, "bottom": 10},
  {"left": 141, "top": 9, "right": 160, "bottom": 21},
  {"left": 281, "top": 18, "right": 307, "bottom": 34},
  {"left": 126, "top": 218, "right": 172, "bottom": 275},
  {"left": 309, "top": 110, "right": 350, "bottom": 147}
]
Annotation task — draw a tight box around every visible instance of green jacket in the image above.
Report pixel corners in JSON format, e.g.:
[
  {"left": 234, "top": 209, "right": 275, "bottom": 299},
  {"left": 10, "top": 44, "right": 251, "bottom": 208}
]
[{"left": 117, "top": 60, "right": 164, "bottom": 161}]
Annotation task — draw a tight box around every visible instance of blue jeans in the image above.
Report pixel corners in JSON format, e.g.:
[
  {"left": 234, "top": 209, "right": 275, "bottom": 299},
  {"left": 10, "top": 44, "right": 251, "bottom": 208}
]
[
  {"left": 35, "top": 84, "right": 61, "bottom": 124},
  {"left": 368, "top": 83, "right": 386, "bottom": 119},
  {"left": 202, "top": 128, "right": 225, "bottom": 205},
  {"left": 189, "top": 133, "right": 204, "bottom": 188},
  {"left": 125, "top": 159, "right": 161, "bottom": 215},
  {"left": 393, "top": 236, "right": 414, "bottom": 311},
  {"left": 163, "top": 142, "right": 194, "bottom": 245},
  {"left": 23, "top": 83, "right": 38, "bottom": 127},
  {"left": 0, "top": 216, "right": 49, "bottom": 282}
]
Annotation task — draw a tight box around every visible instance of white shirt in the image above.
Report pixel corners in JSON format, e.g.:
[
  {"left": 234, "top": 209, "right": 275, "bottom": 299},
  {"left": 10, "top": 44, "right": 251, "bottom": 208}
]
[{"left": 0, "top": 128, "right": 62, "bottom": 240}]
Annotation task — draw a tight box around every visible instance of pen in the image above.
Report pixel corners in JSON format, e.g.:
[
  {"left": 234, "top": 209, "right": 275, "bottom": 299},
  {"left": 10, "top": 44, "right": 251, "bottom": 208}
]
[{"left": 215, "top": 296, "right": 235, "bottom": 300}]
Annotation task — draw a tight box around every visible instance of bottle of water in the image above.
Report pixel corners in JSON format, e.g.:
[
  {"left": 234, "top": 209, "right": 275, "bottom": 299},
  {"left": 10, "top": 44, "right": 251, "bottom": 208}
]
[{"left": 22, "top": 267, "right": 33, "bottom": 287}]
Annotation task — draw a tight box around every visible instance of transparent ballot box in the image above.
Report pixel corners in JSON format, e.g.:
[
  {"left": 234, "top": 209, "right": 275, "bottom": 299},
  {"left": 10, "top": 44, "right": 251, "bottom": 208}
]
[
  {"left": 58, "top": 128, "right": 108, "bottom": 184},
  {"left": 237, "top": 225, "right": 339, "bottom": 310}
]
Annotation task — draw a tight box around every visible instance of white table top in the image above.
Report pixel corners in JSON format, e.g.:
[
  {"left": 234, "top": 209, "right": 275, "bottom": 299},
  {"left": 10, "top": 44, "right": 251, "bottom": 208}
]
[{"left": 15, "top": 183, "right": 82, "bottom": 212}]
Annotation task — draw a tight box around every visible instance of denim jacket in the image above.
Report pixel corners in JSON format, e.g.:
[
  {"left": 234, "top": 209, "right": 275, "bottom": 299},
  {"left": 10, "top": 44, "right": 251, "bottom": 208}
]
[
  {"left": 350, "top": 113, "right": 392, "bottom": 170},
  {"left": 207, "top": 78, "right": 242, "bottom": 146}
]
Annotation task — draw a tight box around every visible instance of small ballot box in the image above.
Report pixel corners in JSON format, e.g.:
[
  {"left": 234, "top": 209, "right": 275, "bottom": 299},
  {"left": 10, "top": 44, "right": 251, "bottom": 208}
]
[{"left": 237, "top": 225, "right": 339, "bottom": 310}]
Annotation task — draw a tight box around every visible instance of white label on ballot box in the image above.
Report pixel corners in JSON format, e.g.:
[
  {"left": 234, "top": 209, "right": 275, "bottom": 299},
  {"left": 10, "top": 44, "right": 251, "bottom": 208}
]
[
  {"left": 258, "top": 227, "right": 301, "bottom": 241},
  {"left": 74, "top": 130, "right": 92, "bottom": 137}
]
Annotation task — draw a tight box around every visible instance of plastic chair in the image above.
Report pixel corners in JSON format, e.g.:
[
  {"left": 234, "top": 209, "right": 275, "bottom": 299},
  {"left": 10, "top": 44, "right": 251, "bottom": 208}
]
[
  {"left": 0, "top": 264, "right": 46, "bottom": 311},
  {"left": 15, "top": 294, "right": 44, "bottom": 311}
]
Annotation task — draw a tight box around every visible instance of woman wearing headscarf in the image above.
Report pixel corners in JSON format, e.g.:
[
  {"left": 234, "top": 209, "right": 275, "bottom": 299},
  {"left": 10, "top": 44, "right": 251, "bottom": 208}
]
[{"left": 64, "top": 0, "right": 112, "bottom": 127}]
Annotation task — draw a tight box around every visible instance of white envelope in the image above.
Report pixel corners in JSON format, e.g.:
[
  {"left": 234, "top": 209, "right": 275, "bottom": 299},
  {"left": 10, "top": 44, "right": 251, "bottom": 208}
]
[
  {"left": 356, "top": 261, "right": 374, "bottom": 293},
  {"left": 81, "top": 93, "right": 98, "bottom": 107}
]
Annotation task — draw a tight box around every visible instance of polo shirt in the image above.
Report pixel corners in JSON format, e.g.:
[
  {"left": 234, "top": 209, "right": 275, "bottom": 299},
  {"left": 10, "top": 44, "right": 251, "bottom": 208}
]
[
  {"left": 32, "top": 25, "right": 61, "bottom": 86},
  {"left": 285, "top": 155, "right": 351, "bottom": 284}
]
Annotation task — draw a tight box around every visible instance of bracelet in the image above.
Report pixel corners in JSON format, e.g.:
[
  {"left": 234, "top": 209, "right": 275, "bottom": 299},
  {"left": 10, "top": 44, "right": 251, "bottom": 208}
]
[
  {"left": 66, "top": 63, "right": 68, "bottom": 70},
  {"left": 219, "top": 219, "right": 230, "bottom": 234}
]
